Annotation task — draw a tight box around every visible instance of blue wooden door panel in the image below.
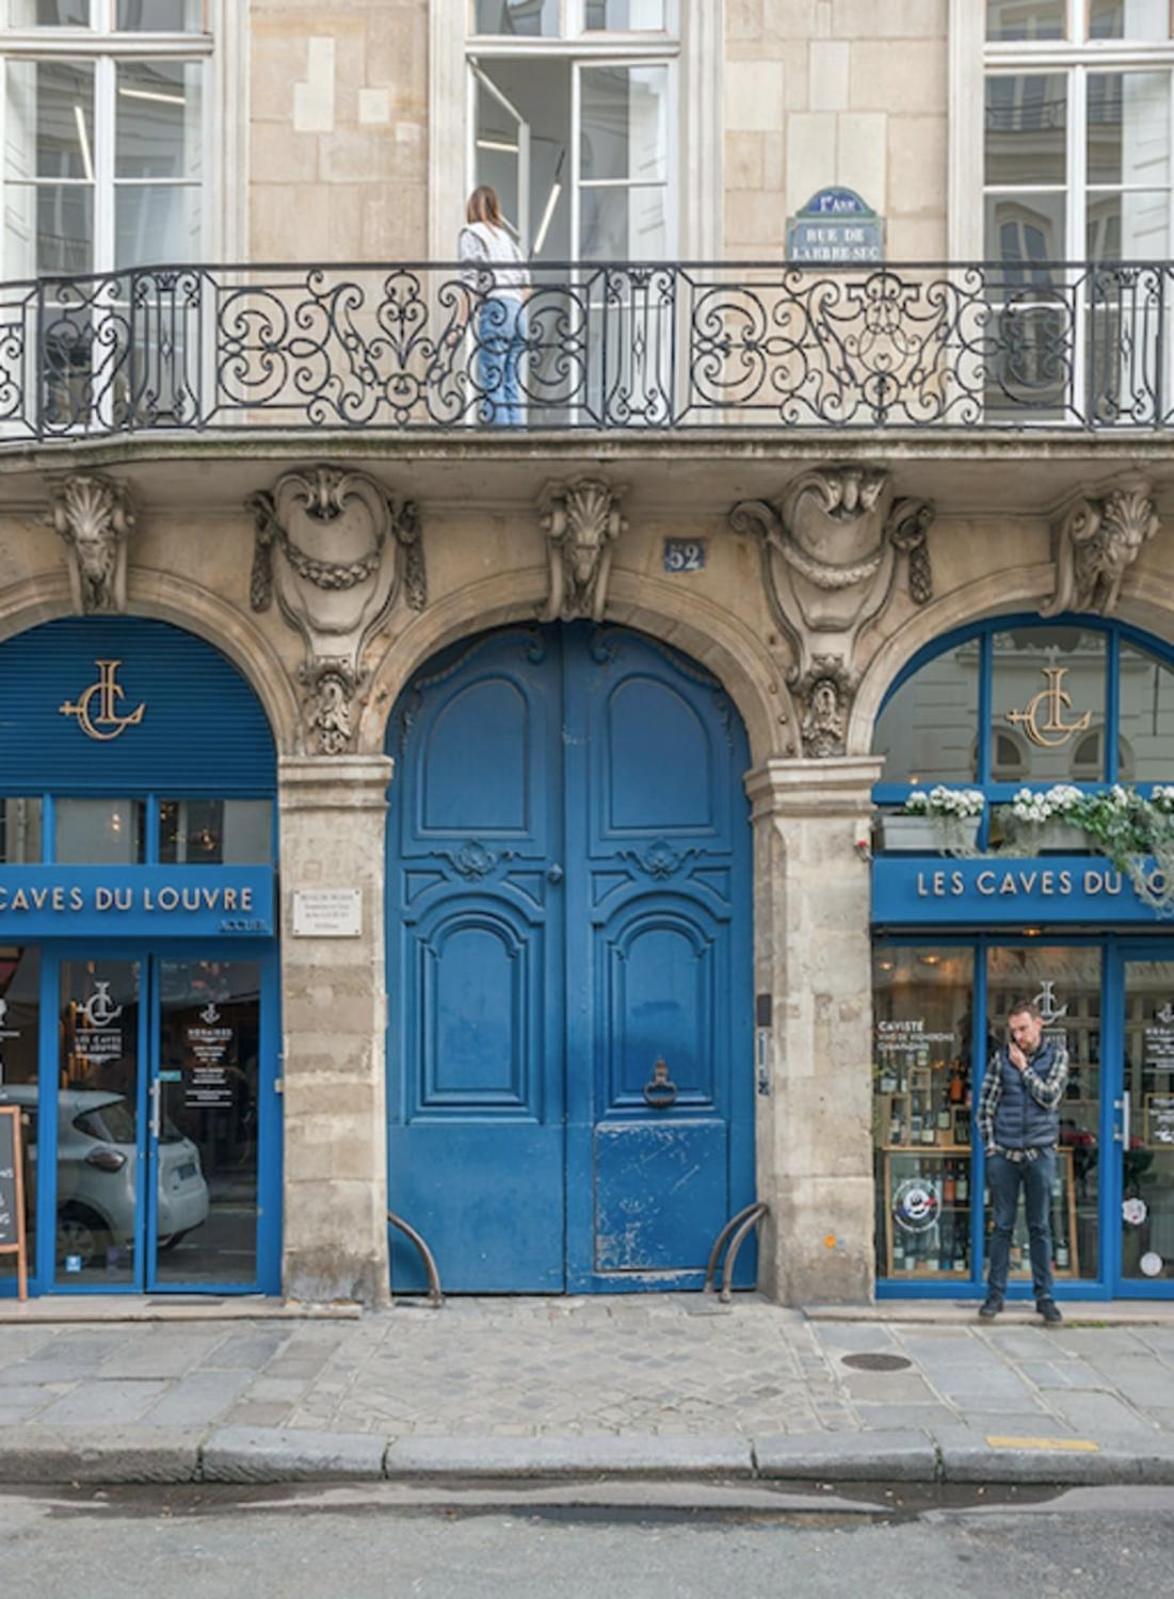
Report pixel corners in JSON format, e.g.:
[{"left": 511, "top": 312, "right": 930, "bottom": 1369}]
[
  {"left": 388, "top": 629, "right": 565, "bottom": 1292},
  {"left": 388, "top": 623, "right": 754, "bottom": 1295}
]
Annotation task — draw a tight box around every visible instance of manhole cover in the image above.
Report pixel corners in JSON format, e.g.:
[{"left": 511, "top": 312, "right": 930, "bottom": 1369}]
[{"left": 840, "top": 1352, "right": 912, "bottom": 1372}]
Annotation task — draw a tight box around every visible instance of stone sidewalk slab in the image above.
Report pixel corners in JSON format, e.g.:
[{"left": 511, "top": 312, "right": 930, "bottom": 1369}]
[
  {"left": 202, "top": 1425, "right": 386, "bottom": 1483},
  {"left": 754, "top": 1428, "right": 936, "bottom": 1482},
  {"left": 383, "top": 1433, "right": 754, "bottom": 1479},
  {"left": 0, "top": 1426, "right": 202, "bottom": 1484}
]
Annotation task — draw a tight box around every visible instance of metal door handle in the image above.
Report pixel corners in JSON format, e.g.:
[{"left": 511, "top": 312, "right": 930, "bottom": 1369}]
[
  {"left": 149, "top": 1079, "right": 161, "bottom": 1140},
  {"left": 1115, "top": 1090, "right": 1131, "bottom": 1145},
  {"left": 547, "top": 864, "right": 564, "bottom": 884}
]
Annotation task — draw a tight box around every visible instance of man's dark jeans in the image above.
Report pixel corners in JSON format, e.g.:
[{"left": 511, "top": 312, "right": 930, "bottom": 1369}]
[{"left": 986, "top": 1148, "right": 1056, "bottom": 1303}]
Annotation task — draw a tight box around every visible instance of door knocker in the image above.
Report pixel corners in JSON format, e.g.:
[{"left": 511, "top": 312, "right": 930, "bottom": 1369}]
[{"left": 642, "top": 1057, "right": 678, "bottom": 1110}]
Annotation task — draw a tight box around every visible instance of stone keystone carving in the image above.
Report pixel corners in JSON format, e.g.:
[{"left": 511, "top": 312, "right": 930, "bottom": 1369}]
[
  {"left": 247, "top": 466, "right": 426, "bottom": 756},
  {"left": 730, "top": 464, "right": 934, "bottom": 757},
  {"left": 538, "top": 477, "right": 627, "bottom": 623},
  {"left": 48, "top": 473, "right": 135, "bottom": 615},
  {"left": 1043, "top": 476, "right": 1160, "bottom": 618}
]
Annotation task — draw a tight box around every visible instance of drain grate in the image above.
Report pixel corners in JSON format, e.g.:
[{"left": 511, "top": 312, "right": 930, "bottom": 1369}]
[{"left": 840, "top": 1352, "right": 912, "bottom": 1372}]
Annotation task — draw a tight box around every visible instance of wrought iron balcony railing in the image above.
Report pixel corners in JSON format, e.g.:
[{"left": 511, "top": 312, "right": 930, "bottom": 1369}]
[{"left": 0, "top": 259, "right": 1171, "bottom": 438}]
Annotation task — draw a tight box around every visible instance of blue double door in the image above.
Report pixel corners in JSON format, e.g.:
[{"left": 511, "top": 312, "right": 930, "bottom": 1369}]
[{"left": 386, "top": 625, "right": 755, "bottom": 1293}]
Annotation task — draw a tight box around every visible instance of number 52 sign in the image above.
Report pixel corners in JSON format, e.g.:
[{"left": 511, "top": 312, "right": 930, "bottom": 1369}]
[{"left": 663, "top": 540, "right": 706, "bottom": 574}]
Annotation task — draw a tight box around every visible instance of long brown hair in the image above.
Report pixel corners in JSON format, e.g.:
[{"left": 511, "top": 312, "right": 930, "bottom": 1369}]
[{"left": 466, "top": 185, "right": 504, "bottom": 227}]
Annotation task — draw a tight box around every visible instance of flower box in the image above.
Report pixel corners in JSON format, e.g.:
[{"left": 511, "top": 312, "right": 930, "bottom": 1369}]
[
  {"left": 879, "top": 814, "right": 982, "bottom": 854},
  {"left": 1012, "top": 820, "right": 1090, "bottom": 854}
]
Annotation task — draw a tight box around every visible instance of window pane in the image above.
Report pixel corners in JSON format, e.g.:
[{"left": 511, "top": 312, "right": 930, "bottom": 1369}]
[
  {"left": 158, "top": 799, "right": 272, "bottom": 864},
  {"left": 6, "top": 2, "right": 90, "bottom": 23},
  {"left": 0, "top": 799, "right": 42, "bottom": 863},
  {"left": 5, "top": 59, "right": 95, "bottom": 182},
  {"left": 9, "top": 183, "right": 95, "bottom": 273},
  {"left": 985, "top": 193, "right": 1067, "bottom": 268},
  {"left": 986, "top": 1, "right": 1067, "bottom": 39},
  {"left": 986, "top": 74, "right": 1067, "bottom": 187},
  {"left": 581, "top": 65, "right": 668, "bottom": 183},
  {"left": 1119, "top": 642, "right": 1174, "bottom": 781},
  {"left": 1089, "top": 0, "right": 1171, "bottom": 39},
  {"left": 116, "top": 0, "right": 203, "bottom": 27},
  {"left": 54, "top": 799, "right": 145, "bottom": 864},
  {"left": 585, "top": 0, "right": 666, "bottom": 28},
  {"left": 0, "top": 947, "right": 42, "bottom": 1278},
  {"left": 986, "top": 944, "right": 1101, "bottom": 1282},
  {"left": 991, "top": 626, "right": 1108, "bottom": 784},
  {"left": 580, "top": 183, "right": 666, "bottom": 258},
  {"left": 873, "top": 946, "right": 976, "bottom": 1281},
  {"left": 873, "top": 645, "right": 981, "bottom": 786},
  {"left": 1087, "top": 188, "right": 1169, "bottom": 257},
  {"left": 115, "top": 182, "right": 200, "bottom": 266},
  {"left": 473, "top": 0, "right": 560, "bottom": 35},
  {"left": 1088, "top": 73, "right": 1169, "bottom": 188},
  {"left": 116, "top": 60, "right": 202, "bottom": 181}
]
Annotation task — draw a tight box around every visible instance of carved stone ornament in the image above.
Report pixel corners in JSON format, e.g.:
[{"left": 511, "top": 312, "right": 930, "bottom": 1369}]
[
  {"left": 1042, "top": 476, "right": 1160, "bottom": 618},
  {"left": 247, "top": 466, "right": 426, "bottom": 755},
  {"left": 797, "top": 654, "right": 856, "bottom": 760},
  {"left": 538, "top": 476, "right": 627, "bottom": 623},
  {"left": 48, "top": 473, "right": 134, "bottom": 615},
  {"left": 729, "top": 464, "right": 933, "bottom": 756}
]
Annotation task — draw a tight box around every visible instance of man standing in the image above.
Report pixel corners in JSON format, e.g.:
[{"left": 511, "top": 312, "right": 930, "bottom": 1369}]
[{"left": 977, "top": 998, "right": 1069, "bottom": 1324}]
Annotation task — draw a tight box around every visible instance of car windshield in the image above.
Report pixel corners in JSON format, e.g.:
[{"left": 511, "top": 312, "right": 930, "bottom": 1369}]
[{"left": 72, "top": 1100, "right": 136, "bottom": 1143}]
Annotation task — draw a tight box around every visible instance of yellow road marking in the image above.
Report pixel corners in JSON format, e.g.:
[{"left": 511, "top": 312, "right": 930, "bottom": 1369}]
[{"left": 985, "top": 1435, "right": 1100, "bottom": 1452}]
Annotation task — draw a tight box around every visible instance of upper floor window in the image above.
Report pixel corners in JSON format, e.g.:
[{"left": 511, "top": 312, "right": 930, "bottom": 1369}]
[
  {"left": 873, "top": 617, "right": 1174, "bottom": 798},
  {"left": 1, "top": 0, "right": 210, "bottom": 280},
  {"left": 984, "top": 2, "right": 1174, "bottom": 264},
  {"left": 468, "top": 0, "right": 677, "bottom": 262}
]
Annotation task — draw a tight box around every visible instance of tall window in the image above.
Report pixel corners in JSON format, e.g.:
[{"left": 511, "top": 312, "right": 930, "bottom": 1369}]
[
  {"left": 468, "top": 0, "right": 677, "bottom": 262},
  {"left": 1, "top": 1, "right": 209, "bottom": 281},
  {"left": 985, "top": 2, "right": 1174, "bottom": 264}
]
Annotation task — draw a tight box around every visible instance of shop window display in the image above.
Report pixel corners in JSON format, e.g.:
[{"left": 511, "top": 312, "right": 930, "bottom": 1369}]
[{"left": 873, "top": 946, "right": 975, "bottom": 1280}]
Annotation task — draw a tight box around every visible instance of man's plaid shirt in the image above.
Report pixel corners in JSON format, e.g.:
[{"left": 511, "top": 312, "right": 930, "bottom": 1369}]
[{"left": 977, "top": 1039, "right": 1070, "bottom": 1161}]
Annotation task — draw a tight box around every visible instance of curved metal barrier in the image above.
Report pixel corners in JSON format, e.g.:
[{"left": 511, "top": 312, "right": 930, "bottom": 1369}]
[
  {"left": 704, "top": 1201, "right": 769, "bottom": 1304},
  {"left": 387, "top": 1210, "right": 444, "bottom": 1308}
]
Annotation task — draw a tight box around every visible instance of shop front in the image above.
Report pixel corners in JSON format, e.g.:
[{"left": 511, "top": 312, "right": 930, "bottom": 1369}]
[
  {"left": 870, "top": 615, "right": 1174, "bottom": 1302},
  {"left": 0, "top": 619, "right": 281, "bottom": 1297}
]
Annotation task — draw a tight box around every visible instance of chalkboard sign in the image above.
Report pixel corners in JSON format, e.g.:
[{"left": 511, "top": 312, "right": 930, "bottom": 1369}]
[{"left": 0, "top": 1105, "right": 28, "bottom": 1299}]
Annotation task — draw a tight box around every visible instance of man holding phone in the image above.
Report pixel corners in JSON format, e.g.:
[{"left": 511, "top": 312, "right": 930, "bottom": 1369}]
[{"left": 976, "top": 998, "right": 1069, "bottom": 1324}]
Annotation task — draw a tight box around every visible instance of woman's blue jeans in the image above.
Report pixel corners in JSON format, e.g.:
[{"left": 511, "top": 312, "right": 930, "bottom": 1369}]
[
  {"left": 985, "top": 1149, "right": 1056, "bottom": 1303},
  {"left": 476, "top": 295, "right": 527, "bottom": 426}
]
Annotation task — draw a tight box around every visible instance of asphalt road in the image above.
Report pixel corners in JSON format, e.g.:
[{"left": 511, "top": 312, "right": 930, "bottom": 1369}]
[{"left": 1, "top": 1481, "right": 1171, "bottom": 1598}]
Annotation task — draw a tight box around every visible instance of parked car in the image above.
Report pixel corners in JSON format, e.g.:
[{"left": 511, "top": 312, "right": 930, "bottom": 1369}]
[{"left": 0, "top": 1086, "right": 209, "bottom": 1268}]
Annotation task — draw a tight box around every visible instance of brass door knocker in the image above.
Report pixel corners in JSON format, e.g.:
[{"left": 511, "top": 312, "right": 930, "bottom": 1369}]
[{"left": 642, "top": 1057, "right": 678, "bottom": 1110}]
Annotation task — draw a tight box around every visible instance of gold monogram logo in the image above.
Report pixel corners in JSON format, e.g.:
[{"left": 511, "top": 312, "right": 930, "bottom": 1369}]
[
  {"left": 59, "top": 659, "right": 146, "bottom": 742},
  {"left": 1006, "top": 665, "right": 1092, "bottom": 750}
]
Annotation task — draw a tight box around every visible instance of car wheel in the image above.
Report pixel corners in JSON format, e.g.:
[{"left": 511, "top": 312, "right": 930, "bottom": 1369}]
[
  {"left": 57, "top": 1205, "right": 109, "bottom": 1269},
  {"left": 157, "top": 1230, "right": 189, "bottom": 1252}
]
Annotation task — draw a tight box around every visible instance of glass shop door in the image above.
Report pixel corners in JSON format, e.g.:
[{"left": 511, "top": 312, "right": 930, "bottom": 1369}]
[{"left": 1115, "top": 948, "right": 1174, "bottom": 1295}]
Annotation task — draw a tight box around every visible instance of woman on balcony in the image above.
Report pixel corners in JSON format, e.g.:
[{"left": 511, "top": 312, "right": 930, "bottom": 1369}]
[{"left": 459, "top": 186, "right": 531, "bottom": 427}]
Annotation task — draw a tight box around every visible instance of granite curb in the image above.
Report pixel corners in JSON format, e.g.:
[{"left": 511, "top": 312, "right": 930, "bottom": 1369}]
[{"left": 3, "top": 1424, "right": 1174, "bottom": 1487}]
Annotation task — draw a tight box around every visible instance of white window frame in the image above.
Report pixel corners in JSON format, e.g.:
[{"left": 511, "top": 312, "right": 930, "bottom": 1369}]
[
  {"left": 432, "top": 0, "right": 720, "bottom": 260},
  {"left": 468, "top": 0, "right": 681, "bottom": 43},
  {"left": 951, "top": 0, "right": 1174, "bottom": 259},
  {"left": 0, "top": 0, "right": 245, "bottom": 280}
]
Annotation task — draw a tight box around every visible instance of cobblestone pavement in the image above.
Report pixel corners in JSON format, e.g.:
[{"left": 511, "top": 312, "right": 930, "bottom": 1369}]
[{"left": 2, "top": 1298, "right": 1174, "bottom": 1441}]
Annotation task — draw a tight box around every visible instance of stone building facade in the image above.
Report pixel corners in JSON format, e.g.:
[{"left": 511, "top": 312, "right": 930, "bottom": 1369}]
[{"left": 1, "top": 1, "right": 1173, "bottom": 1307}]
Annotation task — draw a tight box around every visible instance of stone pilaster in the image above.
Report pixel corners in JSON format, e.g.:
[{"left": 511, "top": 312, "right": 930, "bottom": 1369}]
[
  {"left": 279, "top": 754, "right": 391, "bottom": 1306},
  {"left": 746, "top": 756, "right": 883, "bottom": 1307}
]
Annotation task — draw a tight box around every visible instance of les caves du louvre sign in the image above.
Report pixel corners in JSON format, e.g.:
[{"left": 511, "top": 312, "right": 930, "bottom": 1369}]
[
  {"left": 0, "top": 653, "right": 274, "bottom": 940},
  {"left": 874, "top": 659, "right": 1173, "bottom": 928}
]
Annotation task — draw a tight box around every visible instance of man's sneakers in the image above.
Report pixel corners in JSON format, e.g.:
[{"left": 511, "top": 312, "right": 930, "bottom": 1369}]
[
  {"left": 978, "top": 1296, "right": 1003, "bottom": 1320},
  {"left": 1037, "top": 1298, "right": 1064, "bottom": 1326}
]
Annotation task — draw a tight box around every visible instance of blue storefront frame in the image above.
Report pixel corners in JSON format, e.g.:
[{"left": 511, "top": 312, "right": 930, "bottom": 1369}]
[
  {"left": 0, "top": 617, "right": 283, "bottom": 1299},
  {"left": 871, "top": 612, "right": 1174, "bottom": 1301},
  {"left": 9, "top": 935, "right": 283, "bottom": 1299}
]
